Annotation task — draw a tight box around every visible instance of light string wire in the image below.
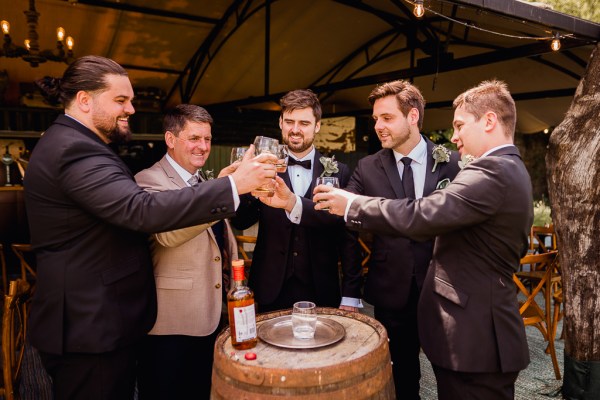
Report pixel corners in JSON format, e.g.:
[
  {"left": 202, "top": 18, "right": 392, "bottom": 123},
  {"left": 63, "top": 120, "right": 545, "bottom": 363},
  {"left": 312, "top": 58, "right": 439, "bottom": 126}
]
[{"left": 404, "top": 0, "right": 582, "bottom": 42}]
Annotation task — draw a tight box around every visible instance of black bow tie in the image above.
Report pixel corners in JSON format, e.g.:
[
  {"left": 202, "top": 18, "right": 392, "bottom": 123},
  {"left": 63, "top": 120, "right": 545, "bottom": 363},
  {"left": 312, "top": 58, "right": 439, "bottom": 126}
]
[{"left": 288, "top": 157, "right": 311, "bottom": 169}]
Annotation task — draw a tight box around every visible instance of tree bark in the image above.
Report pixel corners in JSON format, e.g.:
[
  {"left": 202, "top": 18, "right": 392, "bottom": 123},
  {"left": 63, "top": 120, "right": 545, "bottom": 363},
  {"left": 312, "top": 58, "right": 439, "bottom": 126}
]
[{"left": 547, "top": 43, "right": 600, "bottom": 397}]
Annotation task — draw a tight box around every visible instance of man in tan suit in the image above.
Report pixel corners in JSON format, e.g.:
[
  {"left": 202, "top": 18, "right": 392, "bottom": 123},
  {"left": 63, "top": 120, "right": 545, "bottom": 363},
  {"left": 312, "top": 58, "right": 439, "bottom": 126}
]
[
  {"left": 135, "top": 104, "right": 238, "bottom": 400},
  {"left": 314, "top": 80, "right": 532, "bottom": 400}
]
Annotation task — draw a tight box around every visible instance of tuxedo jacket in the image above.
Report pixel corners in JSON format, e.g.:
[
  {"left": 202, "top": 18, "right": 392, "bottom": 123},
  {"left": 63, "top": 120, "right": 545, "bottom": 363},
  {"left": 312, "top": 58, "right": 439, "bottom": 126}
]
[
  {"left": 347, "top": 146, "right": 532, "bottom": 373},
  {"left": 135, "top": 156, "right": 238, "bottom": 337},
  {"left": 24, "top": 115, "right": 235, "bottom": 355},
  {"left": 345, "top": 138, "right": 460, "bottom": 310},
  {"left": 232, "top": 150, "right": 363, "bottom": 308}
]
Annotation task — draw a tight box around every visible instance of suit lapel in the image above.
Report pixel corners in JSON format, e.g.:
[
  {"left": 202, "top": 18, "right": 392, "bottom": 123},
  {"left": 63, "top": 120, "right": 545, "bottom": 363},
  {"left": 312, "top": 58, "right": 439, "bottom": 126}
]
[
  {"left": 423, "top": 138, "right": 442, "bottom": 196},
  {"left": 159, "top": 156, "right": 187, "bottom": 189},
  {"left": 379, "top": 150, "right": 404, "bottom": 199}
]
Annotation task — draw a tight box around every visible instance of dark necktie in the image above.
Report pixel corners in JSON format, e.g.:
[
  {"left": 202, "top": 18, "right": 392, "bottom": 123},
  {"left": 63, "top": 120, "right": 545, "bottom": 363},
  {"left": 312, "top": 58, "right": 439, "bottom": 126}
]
[
  {"left": 401, "top": 157, "right": 416, "bottom": 199},
  {"left": 288, "top": 157, "right": 312, "bottom": 169}
]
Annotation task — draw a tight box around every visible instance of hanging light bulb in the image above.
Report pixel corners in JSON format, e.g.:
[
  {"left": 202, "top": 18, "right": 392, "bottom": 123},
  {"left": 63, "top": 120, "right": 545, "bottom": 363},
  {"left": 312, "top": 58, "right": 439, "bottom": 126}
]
[
  {"left": 66, "top": 36, "right": 74, "bottom": 51},
  {"left": 1, "top": 20, "right": 10, "bottom": 35},
  {"left": 24, "top": 39, "right": 31, "bottom": 50},
  {"left": 550, "top": 32, "right": 561, "bottom": 51},
  {"left": 413, "top": 0, "right": 425, "bottom": 18},
  {"left": 56, "top": 27, "right": 65, "bottom": 41}
]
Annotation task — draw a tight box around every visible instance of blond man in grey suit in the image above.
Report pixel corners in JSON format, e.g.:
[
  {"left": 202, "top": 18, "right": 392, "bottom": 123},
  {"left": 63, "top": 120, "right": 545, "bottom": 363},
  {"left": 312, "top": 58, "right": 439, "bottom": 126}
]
[
  {"left": 315, "top": 80, "right": 532, "bottom": 400},
  {"left": 135, "top": 104, "right": 238, "bottom": 400}
]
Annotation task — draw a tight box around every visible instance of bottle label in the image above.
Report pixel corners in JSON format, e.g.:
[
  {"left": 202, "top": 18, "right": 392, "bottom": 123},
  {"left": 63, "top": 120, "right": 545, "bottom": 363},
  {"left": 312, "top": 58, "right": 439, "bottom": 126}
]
[{"left": 233, "top": 304, "right": 256, "bottom": 341}]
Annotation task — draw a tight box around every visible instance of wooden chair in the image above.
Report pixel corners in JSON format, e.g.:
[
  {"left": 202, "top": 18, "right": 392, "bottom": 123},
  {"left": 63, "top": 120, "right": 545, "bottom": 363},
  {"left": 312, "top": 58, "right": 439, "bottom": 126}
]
[
  {"left": 1, "top": 279, "right": 32, "bottom": 400},
  {"left": 514, "top": 250, "right": 561, "bottom": 379},
  {"left": 0, "top": 244, "right": 7, "bottom": 295},
  {"left": 529, "top": 225, "right": 557, "bottom": 254},
  {"left": 358, "top": 238, "right": 371, "bottom": 276},
  {"left": 234, "top": 235, "right": 256, "bottom": 267},
  {"left": 10, "top": 244, "right": 35, "bottom": 285}
]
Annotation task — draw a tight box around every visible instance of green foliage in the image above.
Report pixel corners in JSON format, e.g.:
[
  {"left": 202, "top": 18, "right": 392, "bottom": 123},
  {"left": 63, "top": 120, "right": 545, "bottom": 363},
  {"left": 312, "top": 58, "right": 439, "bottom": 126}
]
[
  {"left": 533, "top": 198, "right": 553, "bottom": 227},
  {"left": 426, "top": 129, "right": 457, "bottom": 150},
  {"left": 524, "top": 0, "right": 600, "bottom": 23}
]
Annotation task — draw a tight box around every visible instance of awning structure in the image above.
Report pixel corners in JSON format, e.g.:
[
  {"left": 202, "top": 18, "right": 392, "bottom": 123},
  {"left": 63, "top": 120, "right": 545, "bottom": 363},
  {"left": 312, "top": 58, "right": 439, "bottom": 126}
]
[{"left": 1, "top": 0, "right": 599, "bottom": 133}]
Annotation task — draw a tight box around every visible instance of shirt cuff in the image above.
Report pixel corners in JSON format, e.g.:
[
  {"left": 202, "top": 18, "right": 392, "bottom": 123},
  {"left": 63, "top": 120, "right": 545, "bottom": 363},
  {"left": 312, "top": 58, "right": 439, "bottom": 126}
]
[
  {"left": 340, "top": 297, "right": 363, "bottom": 308},
  {"left": 286, "top": 195, "right": 303, "bottom": 224},
  {"left": 228, "top": 175, "right": 240, "bottom": 210},
  {"left": 343, "top": 194, "right": 359, "bottom": 222}
]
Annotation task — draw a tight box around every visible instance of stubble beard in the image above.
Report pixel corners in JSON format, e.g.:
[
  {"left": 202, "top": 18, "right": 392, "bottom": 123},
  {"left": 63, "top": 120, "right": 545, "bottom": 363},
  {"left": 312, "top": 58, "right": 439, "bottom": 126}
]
[{"left": 283, "top": 134, "right": 313, "bottom": 155}]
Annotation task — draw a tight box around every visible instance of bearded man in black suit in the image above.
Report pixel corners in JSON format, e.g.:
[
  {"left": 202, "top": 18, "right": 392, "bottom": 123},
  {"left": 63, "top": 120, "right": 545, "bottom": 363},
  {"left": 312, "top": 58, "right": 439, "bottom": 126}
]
[{"left": 232, "top": 89, "right": 363, "bottom": 313}]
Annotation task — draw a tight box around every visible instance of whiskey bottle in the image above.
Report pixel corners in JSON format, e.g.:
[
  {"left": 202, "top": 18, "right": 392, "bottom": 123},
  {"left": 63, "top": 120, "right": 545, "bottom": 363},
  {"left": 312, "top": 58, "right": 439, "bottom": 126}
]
[{"left": 227, "top": 259, "right": 257, "bottom": 350}]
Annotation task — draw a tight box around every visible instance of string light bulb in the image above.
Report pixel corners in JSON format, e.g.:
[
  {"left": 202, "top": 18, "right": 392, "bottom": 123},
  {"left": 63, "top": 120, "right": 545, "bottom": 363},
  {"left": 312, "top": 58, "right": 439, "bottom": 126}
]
[
  {"left": 413, "top": 0, "right": 425, "bottom": 18},
  {"left": 550, "top": 32, "right": 561, "bottom": 51},
  {"left": 1, "top": 20, "right": 9, "bottom": 35},
  {"left": 24, "top": 39, "right": 31, "bottom": 50},
  {"left": 66, "top": 36, "right": 74, "bottom": 51},
  {"left": 56, "top": 27, "right": 65, "bottom": 41}
]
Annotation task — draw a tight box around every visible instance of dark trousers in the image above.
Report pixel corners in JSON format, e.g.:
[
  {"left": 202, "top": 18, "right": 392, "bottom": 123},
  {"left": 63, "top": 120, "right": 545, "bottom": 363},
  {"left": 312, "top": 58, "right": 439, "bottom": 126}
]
[
  {"left": 374, "top": 278, "right": 421, "bottom": 400},
  {"left": 258, "top": 275, "right": 319, "bottom": 313},
  {"left": 39, "top": 343, "right": 139, "bottom": 400},
  {"left": 137, "top": 332, "right": 219, "bottom": 400},
  {"left": 432, "top": 364, "right": 519, "bottom": 400}
]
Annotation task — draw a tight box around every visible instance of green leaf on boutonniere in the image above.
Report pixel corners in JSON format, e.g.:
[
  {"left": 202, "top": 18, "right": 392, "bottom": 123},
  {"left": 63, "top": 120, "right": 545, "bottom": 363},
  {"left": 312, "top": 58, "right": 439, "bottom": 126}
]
[{"left": 436, "top": 178, "right": 451, "bottom": 190}]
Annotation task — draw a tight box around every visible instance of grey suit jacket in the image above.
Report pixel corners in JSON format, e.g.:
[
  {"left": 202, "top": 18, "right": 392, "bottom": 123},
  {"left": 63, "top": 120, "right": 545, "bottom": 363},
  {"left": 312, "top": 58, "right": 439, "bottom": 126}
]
[
  {"left": 347, "top": 146, "right": 532, "bottom": 373},
  {"left": 135, "top": 156, "right": 238, "bottom": 336}
]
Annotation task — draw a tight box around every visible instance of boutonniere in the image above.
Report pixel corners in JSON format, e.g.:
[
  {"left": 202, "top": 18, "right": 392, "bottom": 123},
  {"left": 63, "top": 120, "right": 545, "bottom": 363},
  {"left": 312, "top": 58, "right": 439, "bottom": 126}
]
[
  {"left": 436, "top": 178, "right": 451, "bottom": 190},
  {"left": 199, "top": 169, "right": 214, "bottom": 180},
  {"left": 319, "top": 155, "right": 339, "bottom": 177},
  {"left": 458, "top": 154, "right": 476, "bottom": 170},
  {"left": 431, "top": 145, "right": 451, "bottom": 172}
]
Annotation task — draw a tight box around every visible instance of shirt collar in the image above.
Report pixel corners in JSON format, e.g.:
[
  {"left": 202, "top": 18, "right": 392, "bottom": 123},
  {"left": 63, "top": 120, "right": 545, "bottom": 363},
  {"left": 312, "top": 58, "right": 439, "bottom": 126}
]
[
  {"left": 289, "top": 146, "right": 315, "bottom": 162},
  {"left": 393, "top": 135, "right": 426, "bottom": 165},
  {"left": 481, "top": 144, "right": 514, "bottom": 158},
  {"left": 166, "top": 153, "right": 197, "bottom": 185}
]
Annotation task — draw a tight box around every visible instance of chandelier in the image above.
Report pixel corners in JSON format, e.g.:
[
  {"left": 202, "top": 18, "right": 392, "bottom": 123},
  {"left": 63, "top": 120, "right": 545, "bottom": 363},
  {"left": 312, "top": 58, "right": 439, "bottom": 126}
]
[{"left": 1, "top": 0, "right": 75, "bottom": 67}]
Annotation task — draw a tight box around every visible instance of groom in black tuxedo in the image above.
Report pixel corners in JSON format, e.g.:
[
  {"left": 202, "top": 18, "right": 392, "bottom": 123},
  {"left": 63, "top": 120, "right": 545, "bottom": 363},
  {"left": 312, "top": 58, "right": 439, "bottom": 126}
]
[
  {"left": 232, "top": 89, "right": 362, "bottom": 313},
  {"left": 345, "top": 80, "right": 460, "bottom": 399}
]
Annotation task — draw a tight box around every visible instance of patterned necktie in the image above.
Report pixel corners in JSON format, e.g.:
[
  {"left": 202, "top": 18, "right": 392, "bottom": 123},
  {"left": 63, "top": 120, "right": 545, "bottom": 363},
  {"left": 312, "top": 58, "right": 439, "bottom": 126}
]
[
  {"left": 401, "top": 157, "right": 416, "bottom": 199},
  {"left": 288, "top": 157, "right": 312, "bottom": 169},
  {"left": 187, "top": 174, "right": 199, "bottom": 186}
]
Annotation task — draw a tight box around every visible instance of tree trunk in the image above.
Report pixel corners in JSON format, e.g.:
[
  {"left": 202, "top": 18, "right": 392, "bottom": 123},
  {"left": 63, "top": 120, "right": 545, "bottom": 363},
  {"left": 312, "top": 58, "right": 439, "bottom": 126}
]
[{"left": 546, "top": 43, "right": 600, "bottom": 399}]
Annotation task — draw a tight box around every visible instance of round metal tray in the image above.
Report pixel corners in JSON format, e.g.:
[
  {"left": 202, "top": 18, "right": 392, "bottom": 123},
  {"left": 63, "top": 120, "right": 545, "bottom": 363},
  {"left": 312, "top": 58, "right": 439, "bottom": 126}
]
[{"left": 257, "top": 315, "right": 345, "bottom": 349}]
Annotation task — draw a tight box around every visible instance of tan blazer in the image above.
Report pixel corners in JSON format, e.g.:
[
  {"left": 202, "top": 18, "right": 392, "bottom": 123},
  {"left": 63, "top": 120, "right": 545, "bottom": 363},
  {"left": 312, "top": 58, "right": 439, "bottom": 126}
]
[{"left": 135, "top": 156, "right": 238, "bottom": 337}]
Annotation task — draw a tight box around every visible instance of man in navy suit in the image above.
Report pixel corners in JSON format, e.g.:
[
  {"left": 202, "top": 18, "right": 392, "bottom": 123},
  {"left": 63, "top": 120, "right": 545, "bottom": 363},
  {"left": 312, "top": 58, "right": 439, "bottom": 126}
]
[
  {"left": 24, "top": 55, "right": 275, "bottom": 400},
  {"left": 315, "top": 80, "right": 532, "bottom": 400},
  {"left": 232, "top": 89, "right": 362, "bottom": 312},
  {"left": 345, "top": 80, "right": 460, "bottom": 398}
]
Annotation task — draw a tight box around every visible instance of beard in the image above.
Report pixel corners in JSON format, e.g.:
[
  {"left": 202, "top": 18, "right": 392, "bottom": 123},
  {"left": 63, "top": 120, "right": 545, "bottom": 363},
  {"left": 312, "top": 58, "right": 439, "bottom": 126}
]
[
  {"left": 106, "top": 125, "right": 132, "bottom": 144},
  {"left": 93, "top": 112, "right": 132, "bottom": 144},
  {"left": 283, "top": 134, "right": 313, "bottom": 154}
]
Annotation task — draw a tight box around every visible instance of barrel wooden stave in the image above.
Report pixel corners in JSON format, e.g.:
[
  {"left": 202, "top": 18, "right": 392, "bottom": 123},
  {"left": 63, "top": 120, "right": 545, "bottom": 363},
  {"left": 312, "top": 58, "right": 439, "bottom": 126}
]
[{"left": 211, "top": 308, "right": 395, "bottom": 399}]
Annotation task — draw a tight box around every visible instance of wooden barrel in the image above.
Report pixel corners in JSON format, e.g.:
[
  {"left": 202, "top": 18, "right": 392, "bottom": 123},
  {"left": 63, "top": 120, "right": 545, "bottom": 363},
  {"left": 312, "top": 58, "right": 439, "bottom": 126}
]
[{"left": 211, "top": 307, "right": 395, "bottom": 399}]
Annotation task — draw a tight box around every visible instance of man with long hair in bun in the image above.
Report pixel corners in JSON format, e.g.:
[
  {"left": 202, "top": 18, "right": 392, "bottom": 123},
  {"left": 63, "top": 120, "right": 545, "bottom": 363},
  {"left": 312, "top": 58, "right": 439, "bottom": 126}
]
[{"left": 24, "top": 55, "right": 276, "bottom": 400}]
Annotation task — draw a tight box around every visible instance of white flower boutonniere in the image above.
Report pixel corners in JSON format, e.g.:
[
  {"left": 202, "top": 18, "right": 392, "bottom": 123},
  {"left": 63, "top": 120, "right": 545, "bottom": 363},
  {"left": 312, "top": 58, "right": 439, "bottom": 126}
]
[
  {"left": 319, "top": 155, "right": 339, "bottom": 177},
  {"left": 436, "top": 178, "right": 451, "bottom": 190},
  {"left": 431, "top": 145, "right": 451, "bottom": 172},
  {"left": 458, "top": 154, "right": 476, "bottom": 170}
]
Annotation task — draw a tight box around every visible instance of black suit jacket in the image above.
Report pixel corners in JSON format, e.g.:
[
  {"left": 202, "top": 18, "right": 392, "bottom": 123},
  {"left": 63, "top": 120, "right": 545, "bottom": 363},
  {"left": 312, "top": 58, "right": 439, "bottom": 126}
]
[
  {"left": 347, "top": 146, "right": 532, "bottom": 373},
  {"left": 346, "top": 137, "right": 460, "bottom": 310},
  {"left": 24, "top": 115, "right": 236, "bottom": 355},
  {"left": 232, "top": 150, "right": 362, "bottom": 308}
]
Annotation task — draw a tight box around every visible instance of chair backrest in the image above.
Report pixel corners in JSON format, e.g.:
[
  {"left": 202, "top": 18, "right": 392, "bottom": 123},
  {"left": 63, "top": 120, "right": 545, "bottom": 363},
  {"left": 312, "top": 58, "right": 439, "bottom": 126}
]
[
  {"left": 235, "top": 235, "right": 256, "bottom": 267},
  {"left": 1, "top": 279, "right": 31, "bottom": 400},
  {"left": 10, "top": 244, "right": 35, "bottom": 284},
  {"left": 0, "top": 244, "right": 7, "bottom": 295},
  {"left": 529, "top": 225, "right": 557, "bottom": 253}
]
